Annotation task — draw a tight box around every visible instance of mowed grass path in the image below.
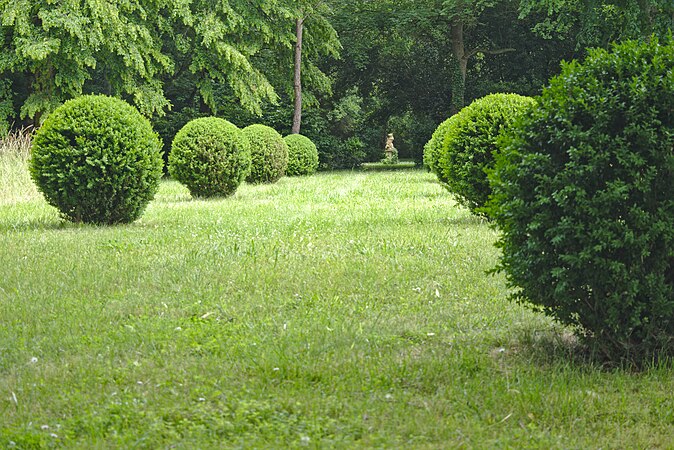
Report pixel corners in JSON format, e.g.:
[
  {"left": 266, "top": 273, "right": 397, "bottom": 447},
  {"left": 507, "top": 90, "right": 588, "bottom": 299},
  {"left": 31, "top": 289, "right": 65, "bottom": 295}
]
[{"left": 1, "top": 166, "right": 674, "bottom": 448}]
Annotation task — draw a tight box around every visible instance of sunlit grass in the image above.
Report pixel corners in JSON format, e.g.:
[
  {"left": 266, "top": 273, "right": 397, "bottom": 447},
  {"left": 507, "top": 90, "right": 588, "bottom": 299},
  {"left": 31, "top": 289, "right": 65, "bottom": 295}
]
[{"left": 1, "top": 155, "right": 673, "bottom": 448}]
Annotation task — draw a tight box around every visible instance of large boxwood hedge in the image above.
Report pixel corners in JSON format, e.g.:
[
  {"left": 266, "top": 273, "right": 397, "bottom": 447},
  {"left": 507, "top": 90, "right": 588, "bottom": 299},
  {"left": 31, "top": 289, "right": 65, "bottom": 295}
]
[{"left": 489, "top": 37, "right": 674, "bottom": 364}]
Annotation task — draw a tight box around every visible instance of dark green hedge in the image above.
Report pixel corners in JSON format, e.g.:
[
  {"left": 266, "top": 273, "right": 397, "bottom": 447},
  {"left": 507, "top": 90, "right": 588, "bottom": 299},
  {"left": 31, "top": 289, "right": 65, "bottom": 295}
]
[
  {"left": 423, "top": 118, "right": 452, "bottom": 183},
  {"left": 283, "top": 134, "right": 319, "bottom": 176},
  {"left": 489, "top": 37, "right": 674, "bottom": 364},
  {"left": 30, "top": 95, "right": 163, "bottom": 224},
  {"left": 168, "top": 117, "right": 250, "bottom": 198},
  {"left": 243, "top": 124, "right": 288, "bottom": 184},
  {"left": 437, "top": 93, "right": 535, "bottom": 215}
]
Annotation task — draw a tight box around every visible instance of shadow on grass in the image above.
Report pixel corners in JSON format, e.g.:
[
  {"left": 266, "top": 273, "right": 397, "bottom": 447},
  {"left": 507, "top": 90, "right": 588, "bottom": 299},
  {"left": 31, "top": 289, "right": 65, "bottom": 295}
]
[
  {"left": 495, "top": 321, "right": 673, "bottom": 372},
  {"left": 436, "top": 214, "right": 489, "bottom": 227},
  {"left": 152, "top": 195, "right": 234, "bottom": 205},
  {"left": 0, "top": 218, "right": 78, "bottom": 233},
  {"left": 498, "top": 324, "right": 589, "bottom": 366},
  {"left": 0, "top": 216, "right": 154, "bottom": 233}
]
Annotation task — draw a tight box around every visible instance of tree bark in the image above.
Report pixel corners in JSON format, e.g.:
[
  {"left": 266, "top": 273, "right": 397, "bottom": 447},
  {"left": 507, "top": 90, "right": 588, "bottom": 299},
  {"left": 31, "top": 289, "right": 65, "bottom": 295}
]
[
  {"left": 449, "top": 20, "right": 467, "bottom": 116},
  {"left": 292, "top": 17, "right": 304, "bottom": 134},
  {"left": 449, "top": 20, "right": 515, "bottom": 116}
]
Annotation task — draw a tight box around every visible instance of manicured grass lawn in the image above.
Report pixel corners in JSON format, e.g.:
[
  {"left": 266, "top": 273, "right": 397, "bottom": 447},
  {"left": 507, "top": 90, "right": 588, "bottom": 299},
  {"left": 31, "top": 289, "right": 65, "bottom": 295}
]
[{"left": 1, "top": 150, "right": 674, "bottom": 447}]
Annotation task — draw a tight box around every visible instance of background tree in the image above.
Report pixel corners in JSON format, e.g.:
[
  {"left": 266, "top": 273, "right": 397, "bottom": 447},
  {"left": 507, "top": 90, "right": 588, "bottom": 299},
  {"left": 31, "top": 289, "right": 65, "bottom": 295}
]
[
  {"left": 325, "top": 0, "right": 576, "bottom": 165},
  {"left": 153, "top": 0, "right": 339, "bottom": 154},
  {"left": 291, "top": 1, "right": 340, "bottom": 134},
  {"left": 0, "top": 0, "right": 296, "bottom": 131},
  {"left": 437, "top": 0, "right": 519, "bottom": 114},
  {"left": 519, "top": 0, "right": 674, "bottom": 46},
  {"left": 5, "top": 0, "right": 668, "bottom": 173}
]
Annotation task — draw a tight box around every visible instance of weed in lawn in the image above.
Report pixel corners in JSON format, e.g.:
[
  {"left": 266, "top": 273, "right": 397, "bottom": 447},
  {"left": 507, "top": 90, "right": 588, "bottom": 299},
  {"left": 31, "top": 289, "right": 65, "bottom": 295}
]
[{"left": 0, "top": 128, "right": 39, "bottom": 205}]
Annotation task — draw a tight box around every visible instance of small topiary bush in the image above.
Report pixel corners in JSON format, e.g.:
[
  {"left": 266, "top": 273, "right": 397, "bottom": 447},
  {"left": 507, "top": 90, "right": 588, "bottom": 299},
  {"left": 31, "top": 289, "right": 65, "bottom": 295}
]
[
  {"left": 423, "top": 118, "right": 452, "bottom": 182},
  {"left": 380, "top": 148, "right": 399, "bottom": 165},
  {"left": 243, "top": 124, "right": 288, "bottom": 184},
  {"left": 437, "top": 93, "right": 535, "bottom": 215},
  {"left": 168, "top": 117, "right": 250, "bottom": 198},
  {"left": 489, "top": 37, "right": 674, "bottom": 365},
  {"left": 30, "top": 95, "right": 163, "bottom": 224},
  {"left": 283, "top": 134, "right": 318, "bottom": 176}
]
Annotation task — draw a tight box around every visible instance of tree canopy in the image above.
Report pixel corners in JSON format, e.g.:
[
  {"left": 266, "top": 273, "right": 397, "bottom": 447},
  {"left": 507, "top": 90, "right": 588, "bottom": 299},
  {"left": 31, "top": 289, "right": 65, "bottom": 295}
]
[
  {"left": 1, "top": 0, "right": 671, "bottom": 165},
  {"left": 0, "top": 0, "right": 298, "bottom": 127}
]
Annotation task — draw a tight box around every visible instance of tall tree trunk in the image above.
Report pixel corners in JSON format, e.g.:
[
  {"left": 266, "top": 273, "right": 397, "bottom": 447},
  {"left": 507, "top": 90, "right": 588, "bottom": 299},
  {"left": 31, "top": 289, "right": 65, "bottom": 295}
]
[
  {"left": 450, "top": 20, "right": 467, "bottom": 116},
  {"left": 292, "top": 17, "right": 304, "bottom": 134}
]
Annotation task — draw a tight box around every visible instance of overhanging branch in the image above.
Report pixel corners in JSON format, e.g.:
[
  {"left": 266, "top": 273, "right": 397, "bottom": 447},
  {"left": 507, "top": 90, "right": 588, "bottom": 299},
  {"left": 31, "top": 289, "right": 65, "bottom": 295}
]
[{"left": 465, "top": 47, "right": 516, "bottom": 59}]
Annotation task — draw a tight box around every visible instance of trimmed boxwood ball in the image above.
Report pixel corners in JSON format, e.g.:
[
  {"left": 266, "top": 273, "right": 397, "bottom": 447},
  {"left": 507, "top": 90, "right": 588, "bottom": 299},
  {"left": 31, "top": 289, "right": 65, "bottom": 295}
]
[
  {"left": 423, "top": 118, "right": 452, "bottom": 183},
  {"left": 283, "top": 134, "right": 318, "bottom": 176},
  {"left": 437, "top": 93, "right": 535, "bottom": 215},
  {"left": 169, "top": 117, "right": 250, "bottom": 198},
  {"left": 30, "top": 95, "right": 163, "bottom": 225},
  {"left": 489, "top": 37, "right": 674, "bottom": 364},
  {"left": 243, "top": 124, "right": 288, "bottom": 184}
]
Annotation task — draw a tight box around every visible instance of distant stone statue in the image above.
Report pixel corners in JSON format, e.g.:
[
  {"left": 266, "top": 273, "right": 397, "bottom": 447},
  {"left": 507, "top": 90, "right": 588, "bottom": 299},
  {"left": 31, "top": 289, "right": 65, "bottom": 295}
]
[
  {"left": 382, "top": 133, "right": 398, "bottom": 164},
  {"left": 385, "top": 133, "right": 395, "bottom": 153}
]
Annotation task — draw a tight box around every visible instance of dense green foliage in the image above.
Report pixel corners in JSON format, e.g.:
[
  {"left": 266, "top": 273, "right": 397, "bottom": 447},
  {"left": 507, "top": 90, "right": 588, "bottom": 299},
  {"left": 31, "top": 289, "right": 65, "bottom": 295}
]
[
  {"left": 381, "top": 148, "right": 398, "bottom": 165},
  {"left": 0, "top": 0, "right": 334, "bottom": 130},
  {"left": 489, "top": 37, "right": 674, "bottom": 364},
  {"left": 520, "top": 0, "right": 674, "bottom": 46},
  {"left": 4, "top": 0, "right": 650, "bottom": 169},
  {"left": 29, "top": 95, "right": 162, "bottom": 224},
  {"left": 243, "top": 124, "right": 289, "bottom": 184},
  {"left": 322, "top": 0, "right": 580, "bottom": 168},
  {"left": 283, "top": 134, "right": 319, "bottom": 176},
  {"left": 308, "top": 97, "right": 368, "bottom": 170},
  {"left": 437, "top": 93, "right": 535, "bottom": 215},
  {"left": 168, "top": 117, "right": 250, "bottom": 198},
  {"left": 424, "top": 118, "right": 453, "bottom": 181},
  {"left": 151, "top": 0, "right": 340, "bottom": 155}
]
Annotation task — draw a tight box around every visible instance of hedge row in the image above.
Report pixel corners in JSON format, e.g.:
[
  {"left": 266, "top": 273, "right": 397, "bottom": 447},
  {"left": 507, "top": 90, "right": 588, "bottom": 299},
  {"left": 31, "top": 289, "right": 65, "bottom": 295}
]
[{"left": 30, "top": 96, "right": 320, "bottom": 224}]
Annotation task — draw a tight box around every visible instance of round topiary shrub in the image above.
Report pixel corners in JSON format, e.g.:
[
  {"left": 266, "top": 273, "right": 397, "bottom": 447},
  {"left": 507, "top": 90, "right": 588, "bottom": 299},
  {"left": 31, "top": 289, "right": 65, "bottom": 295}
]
[
  {"left": 29, "top": 95, "right": 163, "bottom": 224},
  {"left": 489, "top": 37, "right": 674, "bottom": 364},
  {"left": 243, "top": 124, "right": 288, "bottom": 184},
  {"left": 437, "top": 93, "right": 535, "bottom": 215},
  {"left": 283, "top": 134, "right": 319, "bottom": 176},
  {"left": 423, "top": 118, "right": 452, "bottom": 183},
  {"left": 168, "top": 117, "right": 250, "bottom": 198}
]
